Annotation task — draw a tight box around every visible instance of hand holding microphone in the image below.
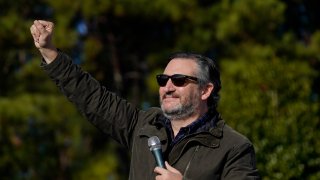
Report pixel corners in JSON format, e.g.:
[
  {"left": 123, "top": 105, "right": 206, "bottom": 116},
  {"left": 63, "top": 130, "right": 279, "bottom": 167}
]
[{"left": 148, "top": 136, "right": 183, "bottom": 179}]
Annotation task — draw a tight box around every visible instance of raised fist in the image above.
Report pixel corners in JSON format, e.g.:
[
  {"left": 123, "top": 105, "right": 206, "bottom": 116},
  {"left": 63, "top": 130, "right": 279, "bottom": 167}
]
[{"left": 30, "top": 20, "right": 54, "bottom": 49}]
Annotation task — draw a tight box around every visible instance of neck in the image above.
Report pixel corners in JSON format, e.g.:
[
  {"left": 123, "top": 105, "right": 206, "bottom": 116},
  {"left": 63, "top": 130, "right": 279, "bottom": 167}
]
[{"left": 170, "top": 105, "right": 208, "bottom": 137}]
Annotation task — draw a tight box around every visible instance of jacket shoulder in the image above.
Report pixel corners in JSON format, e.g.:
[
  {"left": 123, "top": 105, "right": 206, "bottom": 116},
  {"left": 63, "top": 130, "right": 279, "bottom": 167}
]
[
  {"left": 222, "top": 124, "right": 253, "bottom": 147},
  {"left": 136, "top": 107, "right": 163, "bottom": 128},
  {"left": 139, "top": 107, "right": 162, "bottom": 121}
]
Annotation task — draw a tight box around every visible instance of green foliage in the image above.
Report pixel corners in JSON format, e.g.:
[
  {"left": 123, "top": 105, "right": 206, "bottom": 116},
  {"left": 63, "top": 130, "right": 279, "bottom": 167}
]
[
  {"left": 0, "top": 0, "right": 319, "bottom": 179},
  {"left": 0, "top": 93, "right": 103, "bottom": 178},
  {"left": 219, "top": 40, "right": 319, "bottom": 179},
  {"left": 217, "top": 0, "right": 286, "bottom": 43},
  {"left": 74, "top": 143, "right": 120, "bottom": 180}
]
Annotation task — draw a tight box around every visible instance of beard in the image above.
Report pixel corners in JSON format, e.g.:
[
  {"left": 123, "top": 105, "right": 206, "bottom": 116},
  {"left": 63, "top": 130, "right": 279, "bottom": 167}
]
[{"left": 160, "top": 91, "right": 200, "bottom": 120}]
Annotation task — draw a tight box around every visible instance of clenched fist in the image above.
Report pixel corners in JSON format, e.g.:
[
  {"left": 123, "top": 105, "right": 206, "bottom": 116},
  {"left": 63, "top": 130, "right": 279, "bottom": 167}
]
[{"left": 30, "top": 20, "right": 58, "bottom": 63}]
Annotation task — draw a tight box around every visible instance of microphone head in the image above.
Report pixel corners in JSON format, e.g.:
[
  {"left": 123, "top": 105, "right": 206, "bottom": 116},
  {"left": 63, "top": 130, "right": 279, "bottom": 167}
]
[{"left": 148, "top": 136, "right": 162, "bottom": 151}]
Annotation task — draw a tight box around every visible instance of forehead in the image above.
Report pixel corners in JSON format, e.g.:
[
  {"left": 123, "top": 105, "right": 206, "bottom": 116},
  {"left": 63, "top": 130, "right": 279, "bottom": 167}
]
[{"left": 164, "top": 58, "right": 198, "bottom": 75}]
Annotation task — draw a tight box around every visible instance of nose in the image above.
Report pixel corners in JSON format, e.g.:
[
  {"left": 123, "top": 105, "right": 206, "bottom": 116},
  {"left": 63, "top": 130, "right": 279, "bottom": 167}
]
[{"left": 163, "top": 79, "right": 176, "bottom": 92}]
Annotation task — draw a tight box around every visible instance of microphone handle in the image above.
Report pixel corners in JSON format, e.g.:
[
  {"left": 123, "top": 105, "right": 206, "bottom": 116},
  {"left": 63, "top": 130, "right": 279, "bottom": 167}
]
[{"left": 152, "top": 148, "right": 165, "bottom": 168}]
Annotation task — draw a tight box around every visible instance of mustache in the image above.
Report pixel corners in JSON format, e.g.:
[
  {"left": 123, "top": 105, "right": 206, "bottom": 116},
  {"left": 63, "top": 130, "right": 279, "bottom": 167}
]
[{"left": 162, "top": 92, "right": 180, "bottom": 99}]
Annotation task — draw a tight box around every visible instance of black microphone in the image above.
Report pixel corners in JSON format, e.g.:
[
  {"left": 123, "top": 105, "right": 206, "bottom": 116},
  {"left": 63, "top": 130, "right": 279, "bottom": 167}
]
[{"left": 148, "top": 136, "right": 165, "bottom": 168}]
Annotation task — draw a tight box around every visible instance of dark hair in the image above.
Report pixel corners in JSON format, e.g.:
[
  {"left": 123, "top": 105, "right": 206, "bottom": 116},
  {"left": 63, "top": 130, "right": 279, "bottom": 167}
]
[{"left": 168, "top": 52, "right": 221, "bottom": 108}]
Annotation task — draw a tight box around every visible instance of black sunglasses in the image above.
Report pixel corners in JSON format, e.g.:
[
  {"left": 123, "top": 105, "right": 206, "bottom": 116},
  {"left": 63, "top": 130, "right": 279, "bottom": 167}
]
[{"left": 156, "top": 74, "right": 198, "bottom": 87}]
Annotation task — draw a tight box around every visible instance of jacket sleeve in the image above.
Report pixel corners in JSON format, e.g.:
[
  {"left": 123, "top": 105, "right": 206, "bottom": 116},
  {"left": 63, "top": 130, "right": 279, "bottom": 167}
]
[
  {"left": 41, "top": 51, "right": 140, "bottom": 149},
  {"left": 222, "top": 143, "right": 260, "bottom": 180}
]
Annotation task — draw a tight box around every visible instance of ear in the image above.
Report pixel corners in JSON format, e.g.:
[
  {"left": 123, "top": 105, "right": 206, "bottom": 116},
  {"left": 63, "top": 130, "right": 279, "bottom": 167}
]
[{"left": 201, "top": 83, "right": 214, "bottom": 101}]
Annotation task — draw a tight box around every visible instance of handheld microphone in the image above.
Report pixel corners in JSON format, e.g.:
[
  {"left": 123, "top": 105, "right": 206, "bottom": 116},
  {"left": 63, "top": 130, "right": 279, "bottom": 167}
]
[{"left": 148, "top": 136, "right": 165, "bottom": 168}]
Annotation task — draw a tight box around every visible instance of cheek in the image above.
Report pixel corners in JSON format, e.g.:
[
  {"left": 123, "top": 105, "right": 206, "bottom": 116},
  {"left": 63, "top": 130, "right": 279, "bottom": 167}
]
[
  {"left": 159, "top": 87, "right": 165, "bottom": 97},
  {"left": 184, "top": 88, "right": 200, "bottom": 101}
]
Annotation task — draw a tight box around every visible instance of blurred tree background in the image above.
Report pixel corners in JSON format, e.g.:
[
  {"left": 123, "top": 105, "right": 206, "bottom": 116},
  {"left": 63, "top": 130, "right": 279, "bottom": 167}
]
[{"left": 0, "top": 0, "right": 319, "bottom": 179}]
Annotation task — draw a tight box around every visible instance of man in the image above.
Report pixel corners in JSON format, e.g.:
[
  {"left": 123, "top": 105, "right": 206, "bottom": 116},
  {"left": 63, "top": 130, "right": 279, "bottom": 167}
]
[{"left": 30, "top": 20, "right": 260, "bottom": 179}]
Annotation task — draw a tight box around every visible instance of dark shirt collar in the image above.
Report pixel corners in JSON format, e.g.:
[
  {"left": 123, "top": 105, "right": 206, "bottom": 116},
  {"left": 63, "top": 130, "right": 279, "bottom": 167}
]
[{"left": 163, "top": 109, "right": 218, "bottom": 148}]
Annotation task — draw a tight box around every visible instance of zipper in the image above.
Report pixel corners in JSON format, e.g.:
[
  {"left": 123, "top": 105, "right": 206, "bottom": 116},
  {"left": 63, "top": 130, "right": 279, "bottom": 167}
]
[{"left": 183, "top": 145, "right": 200, "bottom": 178}]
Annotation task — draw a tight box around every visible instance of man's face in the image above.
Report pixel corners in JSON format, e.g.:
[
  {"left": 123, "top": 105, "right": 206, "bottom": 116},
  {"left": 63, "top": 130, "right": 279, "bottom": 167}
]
[{"left": 159, "top": 58, "right": 201, "bottom": 120}]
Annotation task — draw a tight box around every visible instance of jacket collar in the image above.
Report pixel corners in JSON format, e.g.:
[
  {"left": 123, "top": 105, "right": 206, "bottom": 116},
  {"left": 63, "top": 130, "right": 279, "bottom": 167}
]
[
  {"left": 138, "top": 117, "right": 168, "bottom": 141},
  {"left": 138, "top": 113, "right": 225, "bottom": 148},
  {"left": 169, "top": 119, "right": 225, "bottom": 164},
  {"left": 138, "top": 113, "right": 225, "bottom": 165},
  {"left": 138, "top": 114, "right": 169, "bottom": 152}
]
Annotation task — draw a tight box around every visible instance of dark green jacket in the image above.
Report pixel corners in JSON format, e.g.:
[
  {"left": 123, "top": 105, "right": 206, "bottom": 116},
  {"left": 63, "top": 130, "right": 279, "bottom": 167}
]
[{"left": 42, "top": 52, "right": 260, "bottom": 180}]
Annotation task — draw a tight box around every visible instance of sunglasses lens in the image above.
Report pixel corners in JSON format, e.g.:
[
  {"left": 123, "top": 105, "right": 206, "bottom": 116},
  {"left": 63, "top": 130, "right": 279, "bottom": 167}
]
[
  {"left": 156, "top": 74, "right": 196, "bottom": 87},
  {"left": 156, "top": 75, "right": 169, "bottom": 86},
  {"left": 171, "top": 75, "right": 187, "bottom": 86}
]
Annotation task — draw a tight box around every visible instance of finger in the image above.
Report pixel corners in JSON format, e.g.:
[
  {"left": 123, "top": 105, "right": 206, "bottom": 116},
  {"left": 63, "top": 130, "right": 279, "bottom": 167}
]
[
  {"left": 37, "top": 20, "right": 51, "bottom": 25},
  {"left": 30, "top": 23, "right": 39, "bottom": 33},
  {"left": 30, "top": 25, "right": 38, "bottom": 37},
  {"left": 37, "top": 20, "right": 54, "bottom": 33},
  {"left": 155, "top": 175, "right": 162, "bottom": 180},
  {"left": 154, "top": 166, "right": 166, "bottom": 175},
  {"left": 165, "top": 161, "right": 180, "bottom": 174},
  {"left": 30, "top": 25, "right": 39, "bottom": 42},
  {"left": 34, "top": 20, "right": 47, "bottom": 34}
]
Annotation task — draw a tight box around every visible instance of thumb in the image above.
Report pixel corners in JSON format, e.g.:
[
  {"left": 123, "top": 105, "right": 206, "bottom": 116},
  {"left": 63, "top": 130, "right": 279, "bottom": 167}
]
[{"left": 165, "top": 161, "right": 180, "bottom": 174}]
